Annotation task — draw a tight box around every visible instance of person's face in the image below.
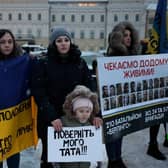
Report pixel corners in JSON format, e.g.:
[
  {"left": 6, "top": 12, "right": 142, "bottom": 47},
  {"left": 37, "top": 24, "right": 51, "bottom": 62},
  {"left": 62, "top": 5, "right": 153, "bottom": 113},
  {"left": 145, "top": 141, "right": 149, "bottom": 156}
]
[
  {"left": 110, "top": 86, "right": 115, "bottom": 94},
  {"left": 103, "top": 99, "right": 109, "bottom": 109},
  {"left": 123, "top": 29, "right": 131, "bottom": 47},
  {"left": 0, "top": 33, "right": 14, "bottom": 56},
  {"left": 75, "top": 107, "right": 92, "bottom": 123},
  {"left": 55, "top": 36, "right": 70, "bottom": 55},
  {"left": 143, "top": 91, "right": 148, "bottom": 100},
  {"left": 103, "top": 86, "right": 108, "bottom": 95}
]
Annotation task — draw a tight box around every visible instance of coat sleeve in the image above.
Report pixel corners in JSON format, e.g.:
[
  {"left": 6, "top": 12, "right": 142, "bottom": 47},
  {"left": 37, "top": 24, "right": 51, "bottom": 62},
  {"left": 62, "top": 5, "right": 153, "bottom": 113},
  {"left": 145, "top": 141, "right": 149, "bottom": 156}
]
[{"left": 31, "top": 58, "right": 56, "bottom": 123}]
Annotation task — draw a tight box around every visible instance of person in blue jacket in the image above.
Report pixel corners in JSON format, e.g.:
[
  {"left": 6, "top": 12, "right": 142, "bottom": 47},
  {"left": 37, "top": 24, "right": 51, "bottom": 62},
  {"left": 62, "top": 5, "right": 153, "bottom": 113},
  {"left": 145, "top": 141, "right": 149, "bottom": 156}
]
[{"left": 0, "top": 29, "right": 31, "bottom": 168}]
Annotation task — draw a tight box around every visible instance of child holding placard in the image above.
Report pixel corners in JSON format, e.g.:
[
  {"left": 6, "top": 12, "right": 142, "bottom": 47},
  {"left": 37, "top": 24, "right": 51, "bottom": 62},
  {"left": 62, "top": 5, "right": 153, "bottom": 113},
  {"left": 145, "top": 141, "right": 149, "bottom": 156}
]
[{"left": 54, "top": 85, "right": 102, "bottom": 168}]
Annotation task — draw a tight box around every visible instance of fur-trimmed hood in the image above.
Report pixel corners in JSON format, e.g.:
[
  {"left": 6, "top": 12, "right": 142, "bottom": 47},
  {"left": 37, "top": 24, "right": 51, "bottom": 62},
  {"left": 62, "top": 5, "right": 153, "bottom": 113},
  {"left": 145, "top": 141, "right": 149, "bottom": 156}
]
[
  {"left": 107, "top": 21, "right": 140, "bottom": 56},
  {"left": 63, "top": 85, "right": 99, "bottom": 121}
]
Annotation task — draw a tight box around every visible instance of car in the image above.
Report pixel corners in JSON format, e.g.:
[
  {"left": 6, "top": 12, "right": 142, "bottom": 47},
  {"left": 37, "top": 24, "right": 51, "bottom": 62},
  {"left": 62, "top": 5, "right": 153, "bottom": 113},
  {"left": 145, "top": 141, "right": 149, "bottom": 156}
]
[
  {"left": 21, "top": 44, "right": 47, "bottom": 58},
  {"left": 81, "top": 51, "right": 103, "bottom": 70},
  {"left": 81, "top": 51, "right": 103, "bottom": 91}
]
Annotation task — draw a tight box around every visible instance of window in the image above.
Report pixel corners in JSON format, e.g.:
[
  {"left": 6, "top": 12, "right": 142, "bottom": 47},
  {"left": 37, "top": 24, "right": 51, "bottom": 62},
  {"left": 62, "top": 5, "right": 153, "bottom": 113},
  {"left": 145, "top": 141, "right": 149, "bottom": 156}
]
[
  {"left": 89, "top": 47, "right": 94, "bottom": 51},
  {"left": 135, "top": 14, "right": 139, "bottom": 22},
  {"left": 28, "top": 13, "right": 32, "bottom": 21},
  {"left": 99, "top": 46, "right": 104, "bottom": 50},
  {"left": 52, "top": 15, "right": 56, "bottom": 22},
  {"left": 100, "top": 15, "right": 104, "bottom": 22},
  {"left": 71, "top": 32, "right": 75, "bottom": 39},
  {"left": 100, "top": 32, "right": 104, "bottom": 39},
  {"left": 81, "top": 15, "right": 85, "bottom": 22},
  {"left": 114, "top": 14, "right": 118, "bottom": 22},
  {"left": 37, "top": 13, "right": 41, "bottom": 21},
  {"left": 27, "top": 29, "right": 32, "bottom": 38},
  {"left": 125, "top": 14, "right": 129, "bottom": 21},
  {"left": 71, "top": 15, "right": 75, "bottom": 22},
  {"left": 91, "top": 15, "right": 95, "bottom": 22},
  {"left": 18, "top": 13, "right": 22, "bottom": 20},
  {"left": 0, "top": 13, "right": 2, "bottom": 20},
  {"left": 80, "top": 30, "right": 85, "bottom": 39},
  {"left": 61, "top": 15, "right": 65, "bottom": 22},
  {"left": 17, "top": 29, "right": 22, "bottom": 38},
  {"left": 90, "top": 30, "right": 95, "bottom": 39},
  {"left": 18, "top": 29, "right": 22, "bottom": 35},
  {"left": 148, "top": 17, "right": 154, "bottom": 24},
  {"left": 8, "top": 13, "right": 12, "bottom": 21},
  {"left": 37, "top": 29, "right": 42, "bottom": 38}
]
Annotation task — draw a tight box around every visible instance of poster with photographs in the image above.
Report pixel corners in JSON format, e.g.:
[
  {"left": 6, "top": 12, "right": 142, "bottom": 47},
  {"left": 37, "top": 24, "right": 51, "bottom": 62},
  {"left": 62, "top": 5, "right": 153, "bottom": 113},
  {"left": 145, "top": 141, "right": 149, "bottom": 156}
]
[{"left": 97, "top": 54, "right": 168, "bottom": 143}]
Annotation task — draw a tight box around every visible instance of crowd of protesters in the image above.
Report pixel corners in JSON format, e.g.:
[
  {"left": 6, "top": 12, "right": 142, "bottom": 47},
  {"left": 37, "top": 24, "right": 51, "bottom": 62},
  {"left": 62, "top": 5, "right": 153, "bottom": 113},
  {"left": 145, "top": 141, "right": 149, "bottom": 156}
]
[{"left": 0, "top": 19, "right": 168, "bottom": 168}]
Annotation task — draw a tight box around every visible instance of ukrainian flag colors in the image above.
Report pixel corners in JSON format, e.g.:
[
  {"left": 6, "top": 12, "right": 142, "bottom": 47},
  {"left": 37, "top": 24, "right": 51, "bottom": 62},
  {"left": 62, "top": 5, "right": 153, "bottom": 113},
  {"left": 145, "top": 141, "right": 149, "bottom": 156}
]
[
  {"left": 146, "top": 0, "right": 168, "bottom": 54},
  {"left": 0, "top": 55, "right": 38, "bottom": 161}
]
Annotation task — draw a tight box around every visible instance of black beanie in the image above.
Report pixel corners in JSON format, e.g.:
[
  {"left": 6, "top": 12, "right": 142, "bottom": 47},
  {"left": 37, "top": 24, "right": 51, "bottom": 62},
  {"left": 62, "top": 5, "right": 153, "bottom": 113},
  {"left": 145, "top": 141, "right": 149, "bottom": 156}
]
[{"left": 50, "top": 28, "right": 71, "bottom": 44}]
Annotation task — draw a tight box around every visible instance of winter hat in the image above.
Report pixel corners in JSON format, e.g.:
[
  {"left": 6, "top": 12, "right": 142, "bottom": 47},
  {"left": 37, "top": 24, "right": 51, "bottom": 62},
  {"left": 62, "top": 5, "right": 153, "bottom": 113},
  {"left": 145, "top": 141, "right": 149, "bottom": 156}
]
[
  {"left": 72, "top": 97, "right": 93, "bottom": 112},
  {"left": 50, "top": 27, "right": 71, "bottom": 44}
]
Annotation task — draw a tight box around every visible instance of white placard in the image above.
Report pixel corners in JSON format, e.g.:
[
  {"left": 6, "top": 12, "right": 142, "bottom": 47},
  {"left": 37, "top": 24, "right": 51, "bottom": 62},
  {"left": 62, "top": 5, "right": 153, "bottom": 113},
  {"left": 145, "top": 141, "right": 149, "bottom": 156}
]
[
  {"left": 97, "top": 53, "right": 168, "bottom": 116},
  {"left": 48, "top": 126, "right": 103, "bottom": 162}
]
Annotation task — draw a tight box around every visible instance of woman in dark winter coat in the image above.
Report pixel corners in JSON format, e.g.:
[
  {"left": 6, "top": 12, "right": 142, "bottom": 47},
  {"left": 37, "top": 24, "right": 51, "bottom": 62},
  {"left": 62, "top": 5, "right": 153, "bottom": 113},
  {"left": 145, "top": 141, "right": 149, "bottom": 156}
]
[
  {"left": 106, "top": 21, "right": 140, "bottom": 168},
  {"left": 31, "top": 28, "right": 102, "bottom": 168}
]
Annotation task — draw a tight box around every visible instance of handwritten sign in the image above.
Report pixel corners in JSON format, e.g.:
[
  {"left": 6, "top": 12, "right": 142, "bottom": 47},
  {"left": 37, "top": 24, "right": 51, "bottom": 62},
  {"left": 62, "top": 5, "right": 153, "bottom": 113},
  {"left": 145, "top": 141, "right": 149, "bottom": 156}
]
[{"left": 48, "top": 126, "right": 103, "bottom": 162}]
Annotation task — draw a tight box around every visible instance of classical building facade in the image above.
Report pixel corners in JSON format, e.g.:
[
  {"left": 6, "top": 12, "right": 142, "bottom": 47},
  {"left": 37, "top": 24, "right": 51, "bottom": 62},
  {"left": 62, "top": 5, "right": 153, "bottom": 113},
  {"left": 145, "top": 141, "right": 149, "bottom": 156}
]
[
  {"left": 0, "top": 0, "right": 158, "bottom": 50},
  {"left": 0, "top": 0, "right": 49, "bottom": 46}
]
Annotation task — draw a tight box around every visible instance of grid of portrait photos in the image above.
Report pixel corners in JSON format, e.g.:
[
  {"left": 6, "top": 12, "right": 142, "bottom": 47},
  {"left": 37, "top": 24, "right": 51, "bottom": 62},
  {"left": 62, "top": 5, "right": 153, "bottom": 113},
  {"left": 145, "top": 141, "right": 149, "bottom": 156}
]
[{"left": 102, "top": 77, "right": 168, "bottom": 111}]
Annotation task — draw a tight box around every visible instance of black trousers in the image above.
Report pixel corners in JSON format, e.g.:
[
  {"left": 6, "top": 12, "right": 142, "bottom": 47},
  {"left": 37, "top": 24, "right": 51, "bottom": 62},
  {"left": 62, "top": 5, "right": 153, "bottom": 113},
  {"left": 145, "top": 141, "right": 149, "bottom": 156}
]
[
  {"left": 37, "top": 120, "right": 53, "bottom": 168},
  {"left": 149, "top": 124, "right": 160, "bottom": 144}
]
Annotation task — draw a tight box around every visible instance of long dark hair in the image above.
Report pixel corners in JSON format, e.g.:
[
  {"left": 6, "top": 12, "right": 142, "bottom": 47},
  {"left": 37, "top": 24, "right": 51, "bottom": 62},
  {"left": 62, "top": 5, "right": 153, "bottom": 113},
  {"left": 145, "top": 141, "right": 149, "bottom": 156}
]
[{"left": 0, "top": 29, "right": 21, "bottom": 59}]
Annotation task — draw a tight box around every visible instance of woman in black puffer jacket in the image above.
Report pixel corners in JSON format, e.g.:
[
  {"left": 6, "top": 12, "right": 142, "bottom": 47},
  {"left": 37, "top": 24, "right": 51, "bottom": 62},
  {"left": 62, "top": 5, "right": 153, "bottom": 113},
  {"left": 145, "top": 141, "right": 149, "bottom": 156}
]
[{"left": 31, "top": 28, "right": 102, "bottom": 168}]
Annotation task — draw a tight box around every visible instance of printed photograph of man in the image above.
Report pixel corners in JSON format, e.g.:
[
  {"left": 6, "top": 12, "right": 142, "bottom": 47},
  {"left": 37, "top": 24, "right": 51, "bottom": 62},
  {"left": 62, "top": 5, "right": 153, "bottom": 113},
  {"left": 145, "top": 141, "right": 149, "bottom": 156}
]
[
  {"left": 137, "top": 92, "right": 142, "bottom": 103},
  {"left": 159, "top": 88, "right": 165, "bottom": 98},
  {"left": 154, "top": 78, "right": 159, "bottom": 88},
  {"left": 110, "top": 97, "right": 116, "bottom": 109},
  {"left": 143, "top": 90, "right": 148, "bottom": 102},
  {"left": 154, "top": 89, "right": 159, "bottom": 99},
  {"left": 124, "top": 82, "right": 129, "bottom": 94},
  {"left": 116, "top": 83, "right": 122, "bottom": 95},
  {"left": 143, "top": 80, "right": 148, "bottom": 90},
  {"left": 130, "top": 81, "right": 136, "bottom": 93},
  {"left": 160, "top": 77, "right": 165, "bottom": 87},
  {"left": 137, "top": 82, "right": 142, "bottom": 92},
  {"left": 148, "top": 79, "right": 153, "bottom": 89},
  {"left": 102, "top": 85, "right": 109, "bottom": 98},
  {"left": 130, "top": 93, "right": 136, "bottom": 104},
  {"left": 123, "top": 94, "right": 129, "bottom": 106},
  {"left": 103, "top": 98, "right": 110, "bottom": 111},
  {"left": 149, "top": 89, "right": 153, "bottom": 100},
  {"left": 117, "top": 95, "right": 123, "bottom": 107},
  {"left": 109, "top": 85, "right": 116, "bottom": 96}
]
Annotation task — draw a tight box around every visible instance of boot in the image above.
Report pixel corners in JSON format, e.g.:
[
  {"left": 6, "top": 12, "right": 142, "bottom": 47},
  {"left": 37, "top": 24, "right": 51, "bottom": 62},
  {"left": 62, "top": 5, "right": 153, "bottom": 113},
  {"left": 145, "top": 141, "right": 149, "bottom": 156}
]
[
  {"left": 147, "top": 143, "right": 166, "bottom": 160},
  {"left": 107, "top": 160, "right": 113, "bottom": 168},
  {"left": 108, "top": 158, "right": 127, "bottom": 168},
  {"left": 163, "top": 134, "right": 168, "bottom": 147},
  {"left": 40, "top": 162, "right": 53, "bottom": 168}
]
